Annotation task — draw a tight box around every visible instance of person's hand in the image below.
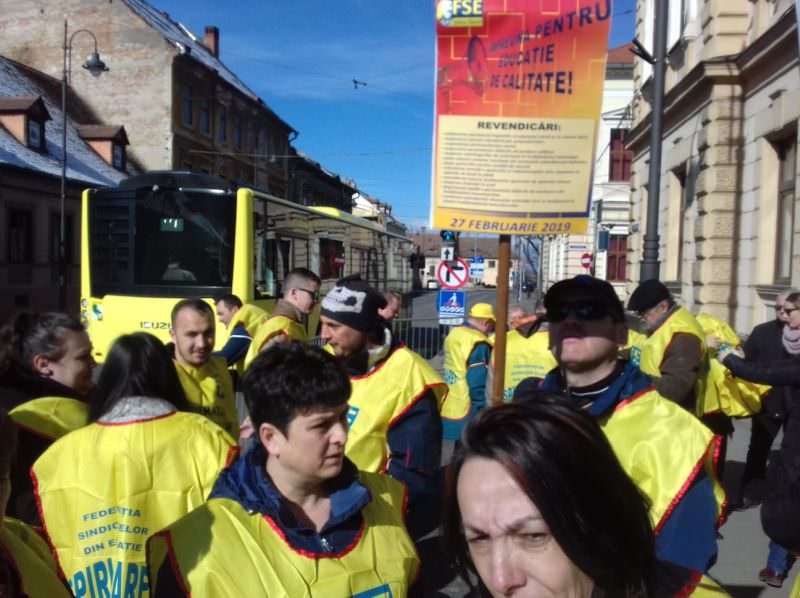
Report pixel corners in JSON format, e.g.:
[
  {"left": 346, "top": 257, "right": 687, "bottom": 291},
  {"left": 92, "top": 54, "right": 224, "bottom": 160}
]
[
  {"left": 706, "top": 335, "right": 722, "bottom": 350},
  {"left": 717, "top": 344, "right": 743, "bottom": 363}
]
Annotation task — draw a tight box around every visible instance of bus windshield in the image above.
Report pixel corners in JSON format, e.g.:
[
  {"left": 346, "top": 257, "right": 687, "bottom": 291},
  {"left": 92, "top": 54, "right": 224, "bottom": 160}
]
[{"left": 89, "top": 186, "right": 236, "bottom": 297}]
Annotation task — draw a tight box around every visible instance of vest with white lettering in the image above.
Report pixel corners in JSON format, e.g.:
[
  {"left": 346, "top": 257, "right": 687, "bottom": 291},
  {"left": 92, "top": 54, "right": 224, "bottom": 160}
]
[
  {"left": 31, "top": 411, "right": 238, "bottom": 598},
  {"left": 244, "top": 315, "right": 308, "bottom": 368},
  {"left": 173, "top": 357, "right": 238, "bottom": 438},
  {"left": 9, "top": 396, "right": 88, "bottom": 441},
  {"left": 631, "top": 307, "right": 716, "bottom": 416},
  {"left": 146, "top": 472, "right": 419, "bottom": 598},
  {"left": 498, "top": 329, "right": 557, "bottom": 402},
  {"left": 442, "top": 326, "right": 490, "bottom": 421},
  {"left": 346, "top": 345, "right": 447, "bottom": 473},
  {"left": 0, "top": 516, "right": 71, "bottom": 597}
]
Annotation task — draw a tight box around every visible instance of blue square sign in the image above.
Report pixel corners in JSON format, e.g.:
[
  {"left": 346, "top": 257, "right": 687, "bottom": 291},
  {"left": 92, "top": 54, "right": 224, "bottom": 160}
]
[{"left": 438, "top": 290, "right": 465, "bottom": 325}]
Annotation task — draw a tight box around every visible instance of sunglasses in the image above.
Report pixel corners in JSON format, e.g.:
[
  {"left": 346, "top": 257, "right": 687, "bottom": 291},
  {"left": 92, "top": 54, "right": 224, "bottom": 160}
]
[
  {"left": 779, "top": 306, "right": 799, "bottom": 315},
  {"left": 547, "top": 302, "right": 609, "bottom": 323},
  {"left": 296, "top": 288, "right": 321, "bottom": 302}
]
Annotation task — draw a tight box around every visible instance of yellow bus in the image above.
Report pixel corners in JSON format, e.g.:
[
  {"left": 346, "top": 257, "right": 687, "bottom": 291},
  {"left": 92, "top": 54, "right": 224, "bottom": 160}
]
[{"left": 80, "top": 172, "right": 415, "bottom": 361}]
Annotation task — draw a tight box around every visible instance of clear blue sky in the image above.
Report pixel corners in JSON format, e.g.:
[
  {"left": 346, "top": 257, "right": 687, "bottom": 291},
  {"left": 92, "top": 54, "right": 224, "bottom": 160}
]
[{"left": 153, "top": 0, "right": 636, "bottom": 229}]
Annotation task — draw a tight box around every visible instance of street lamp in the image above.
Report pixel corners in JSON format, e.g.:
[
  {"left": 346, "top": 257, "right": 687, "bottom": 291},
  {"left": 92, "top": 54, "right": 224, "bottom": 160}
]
[{"left": 60, "top": 19, "right": 108, "bottom": 310}]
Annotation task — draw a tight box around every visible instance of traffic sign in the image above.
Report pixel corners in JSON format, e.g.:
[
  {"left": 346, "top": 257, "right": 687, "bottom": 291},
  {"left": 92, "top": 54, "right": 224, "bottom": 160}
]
[
  {"left": 470, "top": 255, "right": 485, "bottom": 264},
  {"left": 438, "top": 290, "right": 465, "bottom": 325},
  {"left": 580, "top": 253, "right": 593, "bottom": 269},
  {"left": 441, "top": 246, "right": 455, "bottom": 261},
  {"left": 437, "top": 258, "right": 470, "bottom": 290}
]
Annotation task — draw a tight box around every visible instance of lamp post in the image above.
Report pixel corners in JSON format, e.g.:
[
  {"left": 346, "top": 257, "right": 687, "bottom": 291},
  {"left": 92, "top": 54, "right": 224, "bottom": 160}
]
[{"left": 60, "top": 19, "right": 108, "bottom": 310}]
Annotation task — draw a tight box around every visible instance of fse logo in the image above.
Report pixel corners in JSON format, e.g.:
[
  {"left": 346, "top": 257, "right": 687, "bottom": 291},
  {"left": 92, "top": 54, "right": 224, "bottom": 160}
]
[{"left": 437, "top": 0, "right": 483, "bottom": 28}]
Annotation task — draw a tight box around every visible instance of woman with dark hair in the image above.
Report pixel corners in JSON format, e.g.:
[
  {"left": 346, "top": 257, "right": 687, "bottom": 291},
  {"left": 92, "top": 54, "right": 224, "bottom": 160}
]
[
  {"left": 0, "top": 312, "right": 94, "bottom": 524},
  {"left": 88, "top": 331, "right": 190, "bottom": 421},
  {"left": 31, "top": 333, "right": 238, "bottom": 595},
  {"left": 0, "top": 409, "right": 71, "bottom": 597},
  {"left": 443, "top": 398, "right": 728, "bottom": 597}
]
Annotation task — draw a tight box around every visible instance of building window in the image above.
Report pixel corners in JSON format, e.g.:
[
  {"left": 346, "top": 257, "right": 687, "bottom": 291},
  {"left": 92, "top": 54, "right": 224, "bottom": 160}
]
[
  {"left": 218, "top": 106, "right": 228, "bottom": 142},
  {"left": 181, "top": 86, "right": 193, "bottom": 127},
  {"left": 233, "top": 116, "right": 242, "bottom": 150},
  {"left": 50, "top": 212, "right": 74, "bottom": 266},
  {"left": 8, "top": 207, "right": 33, "bottom": 264},
  {"left": 247, "top": 126, "right": 255, "bottom": 152},
  {"left": 776, "top": 138, "right": 796, "bottom": 282},
  {"left": 606, "top": 235, "right": 627, "bottom": 281},
  {"left": 27, "top": 118, "right": 44, "bottom": 151},
  {"left": 488, "top": 260, "right": 496, "bottom": 268},
  {"left": 609, "top": 129, "right": 632, "bottom": 182},
  {"left": 112, "top": 144, "right": 125, "bottom": 170},
  {"left": 200, "top": 99, "right": 211, "bottom": 135},
  {"left": 258, "top": 130, "right": 267, "bottom": 156}
]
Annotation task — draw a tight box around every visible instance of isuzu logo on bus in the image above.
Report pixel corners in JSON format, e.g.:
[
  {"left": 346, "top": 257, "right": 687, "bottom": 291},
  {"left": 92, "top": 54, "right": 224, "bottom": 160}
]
[{"left": 139, "top": 321, "right": 170, "bottom": 330}]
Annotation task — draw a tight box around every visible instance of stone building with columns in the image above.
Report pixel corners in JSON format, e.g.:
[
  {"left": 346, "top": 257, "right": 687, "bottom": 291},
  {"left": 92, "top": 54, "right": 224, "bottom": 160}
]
[{"left": 628, "top": 0, "right": 800, "bottom": 332}]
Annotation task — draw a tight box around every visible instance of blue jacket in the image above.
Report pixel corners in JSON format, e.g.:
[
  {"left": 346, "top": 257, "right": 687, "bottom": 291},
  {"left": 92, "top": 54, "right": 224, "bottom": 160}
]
[
  {"left": 210, "top": 442, "right": 370, "bottom": 555},
  {"left": 525, "top": 361, "right": 719, "bottom": 573},
  {"left": 213, "top": 323, "right": 251, "bottom": 366}
]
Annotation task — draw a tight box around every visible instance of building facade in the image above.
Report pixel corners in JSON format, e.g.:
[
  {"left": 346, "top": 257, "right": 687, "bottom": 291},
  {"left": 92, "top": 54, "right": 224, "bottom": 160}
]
[
  {"left": 628, "top": 0, "right": 799, "bottom": 331},
  {"left": 0, "top": 0, "right": 295, "bottom": 195},
  {"left": 0, "top": 57, "right": 127, "bottom": 316},
  {"left": 541, "top": 44, "right": 635, "bottom": 300}
]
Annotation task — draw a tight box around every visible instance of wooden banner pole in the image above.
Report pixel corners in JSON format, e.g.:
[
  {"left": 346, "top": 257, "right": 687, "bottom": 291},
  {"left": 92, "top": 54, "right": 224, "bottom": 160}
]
[{"left": 491, "top": 234, "right": 511, "bottom": 406}]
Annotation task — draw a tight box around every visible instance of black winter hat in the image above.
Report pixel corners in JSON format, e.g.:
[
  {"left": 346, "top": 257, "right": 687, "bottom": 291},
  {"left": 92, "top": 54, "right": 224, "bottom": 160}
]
[
  {"left": 320, "top": 275, "right": 387, "bottom": 332},
  {"left": 544, "top": 275, "right": 625, "bottom": 323},
  {"left": 627, "top": 279, "right": 672, "bottom": 313}
]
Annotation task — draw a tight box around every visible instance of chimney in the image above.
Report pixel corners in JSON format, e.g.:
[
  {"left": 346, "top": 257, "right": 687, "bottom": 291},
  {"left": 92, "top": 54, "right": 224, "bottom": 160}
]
[{"left": 204, "top": 26, "right": 219, "bottom": 58}]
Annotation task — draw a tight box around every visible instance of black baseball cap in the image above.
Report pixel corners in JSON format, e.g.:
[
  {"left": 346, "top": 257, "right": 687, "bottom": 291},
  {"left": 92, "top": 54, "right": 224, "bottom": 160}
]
[
  {"left": 544, "top": 275, "right": 626, "bottom": 323},
  {"left": 627, "top": 279, "right": 672, "bottom": 313}
]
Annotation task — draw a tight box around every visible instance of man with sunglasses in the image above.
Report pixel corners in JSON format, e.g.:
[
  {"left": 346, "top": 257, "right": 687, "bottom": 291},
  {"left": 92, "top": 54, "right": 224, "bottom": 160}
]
[
  {"left": 244, "top": 268, "right": 321, "bottom": 368},
  {"left": 514, "top": 275, "right": 724, "bottom": 573}
]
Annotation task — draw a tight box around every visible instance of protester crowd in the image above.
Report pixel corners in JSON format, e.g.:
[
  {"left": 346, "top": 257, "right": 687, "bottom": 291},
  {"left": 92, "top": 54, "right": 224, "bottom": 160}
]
[{"left": 0, "top": 270, "right": 797, "bottom": 596}]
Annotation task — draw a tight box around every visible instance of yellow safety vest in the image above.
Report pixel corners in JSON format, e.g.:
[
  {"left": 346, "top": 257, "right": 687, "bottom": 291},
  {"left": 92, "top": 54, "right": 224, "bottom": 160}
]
[
  {"left": 443, "top": 326, "right": 490, "bottom": 421},
  {"left": 173, "top": 357, "right": 238, "bottom": 438},
  {"left": 696, "top": 313, "right": 770, "bottom": 417},
  {"left": 224, "top": 304, "right": 268, "bottom": 375},
  {"left": 346, "top": 346, "right": 448, "bottom": 473},
  {"left": 146, "top": 471, "right": 419, "bottom": 598},
  {"left": 631, "top": 307, "right": 717, "bottom": 417},
  {"left": 497, "top": 329, "right": 557, "bottom": 402},
  {"left": 31, "top": 411, "right": 238, "bottom": 597},
  {"left": 602, "top": 387, "right": 726, "bottom": 530},
  {"left": 9, "top": 396, "right": 88, "bottom": 441},
  {"left": 0, "top": 516, "right": 71, "bottom": 597},
  {"left": 227, "top": 303, "right": 268, "bottom": 337},
  {"left": 244, "top": 314, "right": 308, "bottom": 368}
]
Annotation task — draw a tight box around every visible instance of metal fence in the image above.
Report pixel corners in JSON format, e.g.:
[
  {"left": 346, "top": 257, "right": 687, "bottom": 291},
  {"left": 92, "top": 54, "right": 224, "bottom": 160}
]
[{"left": 309, "top": 317, "right": 447, "bottom": 361}]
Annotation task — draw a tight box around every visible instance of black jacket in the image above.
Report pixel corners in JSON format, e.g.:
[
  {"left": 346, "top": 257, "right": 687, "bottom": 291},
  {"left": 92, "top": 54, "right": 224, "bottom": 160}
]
[
  {"left": 742, "top": 319, "right": 789, "bottom": 419},
  {"left": 0, "top": 367, "right": 88, "bottom": 525},
  {"left": 723, "top": 354, "right": 800, "bottom": 480}
]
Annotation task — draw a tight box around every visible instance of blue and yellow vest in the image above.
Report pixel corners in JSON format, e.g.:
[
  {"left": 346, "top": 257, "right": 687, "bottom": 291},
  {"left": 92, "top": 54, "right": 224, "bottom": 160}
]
[
  {"left": 9, "top": 396, "right": 88, "bottom": 441},
  {"left": 601, "top": 387, "right": 726, "bottom": 530},
  {"left": 497, "top": 329, "right": 557, "bottom": 402},
  {"left": 346, "top": 345, "right": 447, "bottom": 473},
  {"left": 631, "top": 307, "right": 717, "bottom": 417},
  {"left": 31, "top": 410, "right": 238, "bottom": 597},
  {"left": 442, "top": 326, "right": 490, "bottom": 421},
  {"left": 146, "top": 471, "right": 419, "bottom": 598},
  {"left": 0, "top": 516, "right": 71, "bottom": 597},
  {"left": 225, "top": 304, "right": 268, "bottom": 374},
  {"left": 174, "top": 356, "right": 238, "bottom": 438},
  {"left": 245, "top": 314, "right": 308, "bottom": 368}
]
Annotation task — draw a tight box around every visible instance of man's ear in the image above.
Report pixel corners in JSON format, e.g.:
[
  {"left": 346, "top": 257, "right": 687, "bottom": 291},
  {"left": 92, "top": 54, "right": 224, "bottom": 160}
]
[
  {"left": 259, "top": 422, "right": 285, "bottom": 457},
  {"left": 31, "top": 353, "right": 52, "bottom": 377}
]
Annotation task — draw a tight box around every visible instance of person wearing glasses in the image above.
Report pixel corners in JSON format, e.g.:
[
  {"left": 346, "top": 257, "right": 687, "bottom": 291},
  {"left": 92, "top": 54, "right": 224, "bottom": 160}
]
[
  {"left": 627, "top": 279, "right": 714, "bottom": 415},
  {"left": 514, "top": 276, "right": 724, "bottom": 573},
  {"left": 717, "top": 290, "right": 800, "bottom": 589},
  {"left": 244, "top": 268, "right": 321, "bottom": 368}
]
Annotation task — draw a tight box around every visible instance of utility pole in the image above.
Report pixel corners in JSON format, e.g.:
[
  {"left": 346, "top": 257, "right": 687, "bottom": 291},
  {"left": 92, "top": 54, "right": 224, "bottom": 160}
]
[{"left": 636, "top": 0, "right": 669, "bottom": 281}]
